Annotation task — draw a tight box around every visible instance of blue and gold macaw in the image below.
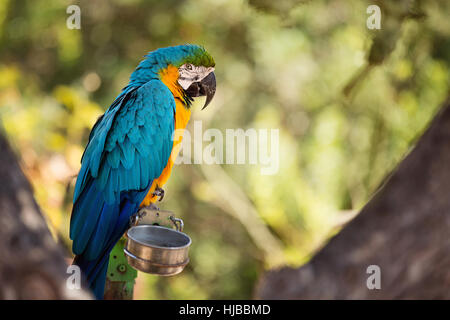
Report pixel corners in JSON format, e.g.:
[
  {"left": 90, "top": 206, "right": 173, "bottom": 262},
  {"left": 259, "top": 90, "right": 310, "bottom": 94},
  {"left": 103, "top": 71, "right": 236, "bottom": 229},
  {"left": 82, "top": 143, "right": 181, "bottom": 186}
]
[{"left": 70, "top": 45, "right": 216, "bottom": 299}]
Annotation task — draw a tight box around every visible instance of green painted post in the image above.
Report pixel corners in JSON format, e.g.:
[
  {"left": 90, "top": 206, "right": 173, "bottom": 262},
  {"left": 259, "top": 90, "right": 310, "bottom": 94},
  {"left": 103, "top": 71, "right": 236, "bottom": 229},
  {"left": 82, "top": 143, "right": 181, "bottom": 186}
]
[
  {"left": 104, "top": 237, "right": 137, "bottom": 300},
  {"left": 103, "top": 208, "right": 182, "bottom": 299}
]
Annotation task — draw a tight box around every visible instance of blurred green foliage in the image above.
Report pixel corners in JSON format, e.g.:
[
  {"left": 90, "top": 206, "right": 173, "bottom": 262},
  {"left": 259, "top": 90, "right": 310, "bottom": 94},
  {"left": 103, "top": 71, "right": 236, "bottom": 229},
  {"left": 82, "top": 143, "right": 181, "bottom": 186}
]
[{"left": 0, "top": 0, "right": 449, "bottom": 299}]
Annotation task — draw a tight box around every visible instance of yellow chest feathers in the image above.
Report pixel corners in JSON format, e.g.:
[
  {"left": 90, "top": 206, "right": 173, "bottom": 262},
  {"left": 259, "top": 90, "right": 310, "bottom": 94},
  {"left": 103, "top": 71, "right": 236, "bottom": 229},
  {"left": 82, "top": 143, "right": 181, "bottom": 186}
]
[
  {"left": 159, "top": 65, "right": 192, "bottom": 131},
  {"left": 140, "top": 65, "right": 191, "bottom": 207}
]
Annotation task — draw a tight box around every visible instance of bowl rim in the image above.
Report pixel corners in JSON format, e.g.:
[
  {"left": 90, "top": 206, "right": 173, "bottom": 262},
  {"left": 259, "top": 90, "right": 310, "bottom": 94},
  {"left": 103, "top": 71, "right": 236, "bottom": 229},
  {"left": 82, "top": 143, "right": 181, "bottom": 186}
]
[
  {"left": 124, "top": 248, "right": 190, "bottom": 268},
  {"left": 127, "top": 224, "right": 192, "bottom": 250}
]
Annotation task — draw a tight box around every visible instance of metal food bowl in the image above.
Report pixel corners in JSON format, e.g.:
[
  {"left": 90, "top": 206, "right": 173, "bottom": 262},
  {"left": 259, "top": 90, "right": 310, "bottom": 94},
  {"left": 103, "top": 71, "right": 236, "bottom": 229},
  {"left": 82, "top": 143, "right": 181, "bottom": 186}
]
[{"left": 124, "top": 224, "right": 191, "bottom": 276}]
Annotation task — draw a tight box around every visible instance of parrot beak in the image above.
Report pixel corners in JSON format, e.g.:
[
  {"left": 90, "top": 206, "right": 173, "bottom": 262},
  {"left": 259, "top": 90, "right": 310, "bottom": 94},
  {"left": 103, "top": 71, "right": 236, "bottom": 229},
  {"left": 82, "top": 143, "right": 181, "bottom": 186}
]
[
  {"left": 200, "top": 71, "right": 216, "bottom": 110},
  {"left": 185, "top": 71, "right": 216, "bottom": 110}
]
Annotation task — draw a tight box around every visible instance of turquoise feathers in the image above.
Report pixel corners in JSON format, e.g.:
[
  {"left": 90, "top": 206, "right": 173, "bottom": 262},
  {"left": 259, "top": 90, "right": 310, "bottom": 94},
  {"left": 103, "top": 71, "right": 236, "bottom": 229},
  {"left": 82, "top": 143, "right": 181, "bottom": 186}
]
[{"left": 70, "top": 44, "right": 213, "bottom": 299}]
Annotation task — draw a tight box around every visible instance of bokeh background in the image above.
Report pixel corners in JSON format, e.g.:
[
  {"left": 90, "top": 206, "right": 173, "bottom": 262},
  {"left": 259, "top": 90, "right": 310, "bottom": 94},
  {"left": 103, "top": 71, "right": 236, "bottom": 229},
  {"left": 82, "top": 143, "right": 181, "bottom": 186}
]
[{"left": 0, "top": 0, "right": 449, "bottom": 299}]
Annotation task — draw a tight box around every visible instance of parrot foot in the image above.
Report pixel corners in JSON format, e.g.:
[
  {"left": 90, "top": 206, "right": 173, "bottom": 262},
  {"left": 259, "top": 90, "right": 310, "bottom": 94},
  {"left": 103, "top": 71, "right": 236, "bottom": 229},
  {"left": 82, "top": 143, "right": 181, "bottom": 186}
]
[
  {"left": 147, "top": 203, "right": 160, "bottom": 211},
  {"left": 129, "top": 203, "right": 160, "bottom": 226},
  {"left": 152, "top": 187, "right": 165, "bottom": 202}
]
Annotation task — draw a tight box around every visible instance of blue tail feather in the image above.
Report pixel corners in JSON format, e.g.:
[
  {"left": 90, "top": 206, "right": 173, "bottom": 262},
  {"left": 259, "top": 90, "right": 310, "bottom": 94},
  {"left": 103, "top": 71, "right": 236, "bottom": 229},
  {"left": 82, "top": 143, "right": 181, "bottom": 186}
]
[
  {"left": 73, "top": 251, "right": 110, "bottom": 300},
  {"left": 71, "top": 179, "right": 151, "bottom": 299}
]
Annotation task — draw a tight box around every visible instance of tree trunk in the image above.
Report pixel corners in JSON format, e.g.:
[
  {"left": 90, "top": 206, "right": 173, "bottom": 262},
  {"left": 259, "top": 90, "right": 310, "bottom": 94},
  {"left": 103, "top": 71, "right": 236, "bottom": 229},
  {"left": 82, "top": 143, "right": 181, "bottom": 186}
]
[
  {"left": 256, "top": 97, "right": 450, "bottom": 299},
  {"left": 0, "top": 133, "right": 91, "bottom": 299}
]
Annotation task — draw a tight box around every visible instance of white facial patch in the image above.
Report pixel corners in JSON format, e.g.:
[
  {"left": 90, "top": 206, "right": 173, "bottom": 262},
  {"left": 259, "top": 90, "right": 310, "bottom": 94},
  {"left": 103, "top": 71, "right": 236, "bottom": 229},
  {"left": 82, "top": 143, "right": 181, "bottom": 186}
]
[{"left": 178, "top": 64, "right": 215, "bottom": 89}]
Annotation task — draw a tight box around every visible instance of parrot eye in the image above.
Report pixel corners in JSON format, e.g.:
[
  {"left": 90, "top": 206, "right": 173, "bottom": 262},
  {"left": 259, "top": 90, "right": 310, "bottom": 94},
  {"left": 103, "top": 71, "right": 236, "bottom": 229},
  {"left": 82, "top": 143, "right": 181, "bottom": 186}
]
[{"left": 186, "top": 64, "right": 194, "bottom": 71}]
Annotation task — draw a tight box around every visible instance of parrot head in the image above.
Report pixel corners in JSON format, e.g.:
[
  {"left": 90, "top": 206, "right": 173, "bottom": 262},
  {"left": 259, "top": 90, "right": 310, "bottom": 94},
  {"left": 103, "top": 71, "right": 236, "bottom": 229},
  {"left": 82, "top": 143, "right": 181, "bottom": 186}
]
[
  {"left": 129, "top": 44, "right": 216, "bottom": 109},
  {"left": 178, "top": 62, "right": 216, "bottom": 110},
  {"left": 174, "top": 45, "right": 216, "bottom": 110}
]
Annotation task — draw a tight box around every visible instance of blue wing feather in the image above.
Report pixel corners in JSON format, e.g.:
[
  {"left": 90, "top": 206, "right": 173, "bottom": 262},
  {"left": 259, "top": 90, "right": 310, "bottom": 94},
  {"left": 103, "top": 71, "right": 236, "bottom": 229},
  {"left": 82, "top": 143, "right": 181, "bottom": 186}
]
[{"left": 70, "top": 80, "right": 175, "bottom": 298}]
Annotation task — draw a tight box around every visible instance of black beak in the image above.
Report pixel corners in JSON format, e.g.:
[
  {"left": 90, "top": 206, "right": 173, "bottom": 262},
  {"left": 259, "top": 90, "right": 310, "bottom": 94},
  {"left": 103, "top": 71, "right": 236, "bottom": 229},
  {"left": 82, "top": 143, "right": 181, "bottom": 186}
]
[{"left": 185, "top": 72, "right": 216, "bottom": 110}]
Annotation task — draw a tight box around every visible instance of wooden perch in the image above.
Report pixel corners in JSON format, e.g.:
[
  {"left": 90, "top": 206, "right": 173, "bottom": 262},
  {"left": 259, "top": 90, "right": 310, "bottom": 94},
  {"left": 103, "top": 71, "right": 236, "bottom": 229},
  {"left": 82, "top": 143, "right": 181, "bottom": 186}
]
[
  {"left": 0, "top": 133, "right": 91, "bottom": 299},
  {"left": 256, "top": 97, "right": 450, "bottom": 299}
]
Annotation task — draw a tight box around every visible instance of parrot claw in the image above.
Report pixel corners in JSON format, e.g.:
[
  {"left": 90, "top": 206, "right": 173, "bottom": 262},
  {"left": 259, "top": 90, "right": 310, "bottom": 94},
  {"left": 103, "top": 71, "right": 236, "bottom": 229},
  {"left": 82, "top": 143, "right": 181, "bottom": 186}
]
[
  {"left": 130, "top": 203, "right": 160, "bottom": 226},
  {"left": 129, "top": 210, "right": 145, "bottom": 226},
  {"left": 147, "top": 203, "right": 160, "bottom": 211},
  {"left": 152, "top": 187, "right": 165, "bottom": 202}
]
